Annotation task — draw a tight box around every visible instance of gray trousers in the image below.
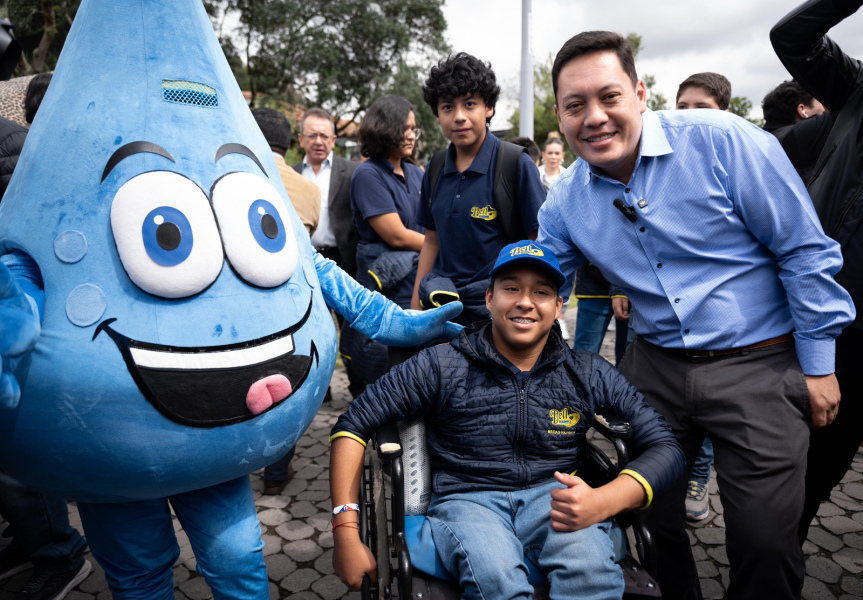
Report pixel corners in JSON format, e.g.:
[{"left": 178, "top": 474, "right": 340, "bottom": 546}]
[{"left": 619, "top": 337, "right": 809, "bottom": 600}]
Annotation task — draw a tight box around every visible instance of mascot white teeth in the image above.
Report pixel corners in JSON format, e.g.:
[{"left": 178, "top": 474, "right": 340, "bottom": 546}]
[{"left": 0, "top": 0, "right": 461, "bottom": 595}]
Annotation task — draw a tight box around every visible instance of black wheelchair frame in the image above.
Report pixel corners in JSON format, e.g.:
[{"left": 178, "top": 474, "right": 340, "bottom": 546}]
[{"left": 358, "top": 414, "right": 662, "bottom": 600}]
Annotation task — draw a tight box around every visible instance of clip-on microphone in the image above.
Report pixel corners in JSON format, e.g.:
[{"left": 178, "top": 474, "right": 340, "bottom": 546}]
[{"left": 613, "top": 198, "right": 638, "bottom": 223}]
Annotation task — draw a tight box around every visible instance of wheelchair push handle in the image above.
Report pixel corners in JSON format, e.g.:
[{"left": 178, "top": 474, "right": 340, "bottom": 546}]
[
  {"left": 593, "top": 414, "right": 633, "bottom": 440},
  {"left": 374, "top": 421, "right": 403, "bottom": 459}
]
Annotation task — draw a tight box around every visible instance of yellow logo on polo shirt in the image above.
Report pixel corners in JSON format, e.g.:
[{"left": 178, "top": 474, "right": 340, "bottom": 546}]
[
  {"left": 549, "top": 407, "right": 581, "bottom": 430},
  {"left": 470, "top": 206, "right": 497, "bottom": 220},
  {"left": 510, "top": 243, "right": 544, "bottom": 257}
]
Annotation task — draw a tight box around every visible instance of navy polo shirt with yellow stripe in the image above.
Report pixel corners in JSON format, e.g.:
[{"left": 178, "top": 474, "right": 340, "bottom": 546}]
[{"left": 416, "top": 131, "right": 546, "bottom": 287}]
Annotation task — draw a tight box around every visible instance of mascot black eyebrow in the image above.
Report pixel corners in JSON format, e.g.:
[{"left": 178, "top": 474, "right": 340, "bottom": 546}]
[{"left": 0, "top": 0, "right": 461, "bottom": 596}]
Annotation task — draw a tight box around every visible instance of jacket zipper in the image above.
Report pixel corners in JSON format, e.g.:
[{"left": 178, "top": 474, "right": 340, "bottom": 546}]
[
  {"left": 830, "top": 185, "right": 863, "bottom": 242},
  {"left": 808, "top": 144, "right": 837, "bottom": 187}
]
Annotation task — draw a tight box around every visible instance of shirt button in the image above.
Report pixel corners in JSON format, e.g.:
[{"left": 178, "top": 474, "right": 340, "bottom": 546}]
[
  {"left": 461, "top": 176, "right": 466, "bottom": 180},
  {"left": 657, "top": 263, "right": 662, "bottom": 268},
  {"left": 456, "top": 194, "right": 461, "bottom": 198},
  {"left": 625, "top": 188, "right": 631, "bottom": 193},
  {"left": 674, "top": 298, "right": 680, "bottom": 303},
  {"left": 685, "top": 328, "right": 690, "bottom": 334},
  {"left": 639, "top": 227, "right": 645, "bottom": 232}
]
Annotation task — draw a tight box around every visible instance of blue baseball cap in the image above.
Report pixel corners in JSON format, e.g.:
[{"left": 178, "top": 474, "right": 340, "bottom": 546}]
[{"left": 488, "top": 241, "right": 566, "bottom": 291}]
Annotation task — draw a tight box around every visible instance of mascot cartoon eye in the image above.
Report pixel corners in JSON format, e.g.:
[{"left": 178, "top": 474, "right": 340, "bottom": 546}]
[
  {"left": 211, "top": 172, "right": 298, "bottom": 288},
  {"left": 110, "top": 171, "right": 224, "bottom": 299}
]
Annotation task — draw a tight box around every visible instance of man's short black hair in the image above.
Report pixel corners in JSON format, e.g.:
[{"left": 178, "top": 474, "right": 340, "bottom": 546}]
[
  {"left": 509, "top": 136, "right": 540, "bottom": 163},
  {"left": 358, "top": 94, "right": 413, "bottom": 160},
  {"left": 762, "top": 80, "right": 815, "bottom": 128},
  {"left": 252, "top": 108, "right": 292, "bottom": 153},
  {"left": 676, "top": 72, "right": 732, "bottom": 110},
  {"left": 25, "top": 73, "right": 52, "bottom": 125},
  {"left": 552, "top": 31, "right": 637, "bottom": 102},
  {"left": 423, "top": 52, "right": 500, "bottom": 124}
]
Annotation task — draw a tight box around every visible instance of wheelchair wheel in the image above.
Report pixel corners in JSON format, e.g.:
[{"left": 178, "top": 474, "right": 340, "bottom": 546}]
[{"left": 372, "top": 452, "right": 392, "bottom": 599}]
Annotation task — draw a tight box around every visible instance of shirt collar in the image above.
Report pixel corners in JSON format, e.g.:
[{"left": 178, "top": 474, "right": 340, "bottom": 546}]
[
  {"left": 582, "top": 108, "right": 673, "bottom": 186},
  {"left": 271, "top": 152, "right": 286, "bottom": 165},
  {"left": 303, "top": 151, "right": 333, "bottom": 170},
  {"left": 443, "top": 129, "right": 498, "bottom": 175}
]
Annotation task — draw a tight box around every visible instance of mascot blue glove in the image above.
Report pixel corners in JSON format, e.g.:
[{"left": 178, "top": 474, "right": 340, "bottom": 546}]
[
  {"left": 314, "top": 252, "right": 462, "bottom": 347},
  {"left": 0, "top": 260, "right": 40, "bottom": 409}
]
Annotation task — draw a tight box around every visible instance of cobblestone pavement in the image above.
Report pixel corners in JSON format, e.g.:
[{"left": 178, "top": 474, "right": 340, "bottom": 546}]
[{"left": 2, "top": 305, "right": 863, "bottom": 599}]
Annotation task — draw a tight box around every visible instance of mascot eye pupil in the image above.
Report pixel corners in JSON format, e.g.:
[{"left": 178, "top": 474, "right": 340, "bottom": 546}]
[
  {"left": 247, "top": 199, "right": 286, "bottom": 253},
  {"left": 261, "top": 214, "right": 279, "bottom": 239},
  {"left": 156, "top": 221, "right": 182, "bottom": 250}
]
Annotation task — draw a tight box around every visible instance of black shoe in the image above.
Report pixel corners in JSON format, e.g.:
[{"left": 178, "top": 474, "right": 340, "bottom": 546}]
[
  {"left": 0, "top": 545, "right": 31, "bottom": 581},
  {"left": 14, "top": 559, "right": 91, "bottom": 600}
]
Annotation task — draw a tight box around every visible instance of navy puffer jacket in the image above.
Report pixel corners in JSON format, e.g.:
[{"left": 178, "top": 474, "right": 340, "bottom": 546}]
[{"left": 331, "top": 322, "right": 684, "bottom": 499}]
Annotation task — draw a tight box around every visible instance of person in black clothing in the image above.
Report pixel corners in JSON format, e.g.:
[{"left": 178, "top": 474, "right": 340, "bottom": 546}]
[
  {"left": 771, "top": 0, "right": 863, "bottom": 545},
  {"left": 0, "top": 115, "right": 26, "bottom": 199},
  {"left": 762, "top": 79, "right": 832, "bottom": 183}
]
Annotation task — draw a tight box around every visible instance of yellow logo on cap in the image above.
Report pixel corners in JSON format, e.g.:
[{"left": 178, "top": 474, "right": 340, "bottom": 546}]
[
  {"left": 510, "top": 243, "right": 544, "bottom": 257},
  {"left": 471, "top": 206, "right": 497, "bottom": 220}
]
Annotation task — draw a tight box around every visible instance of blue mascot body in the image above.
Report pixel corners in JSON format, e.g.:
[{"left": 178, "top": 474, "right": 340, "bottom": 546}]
[{"left": 0, "top": 0, "right": 460, "bottom": 596}]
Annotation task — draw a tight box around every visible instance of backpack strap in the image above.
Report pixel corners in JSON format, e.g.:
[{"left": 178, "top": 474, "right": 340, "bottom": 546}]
[
  {"left": 426, "top": 149, "right": 447, "bottom": 216},
  {"left": 493, "top": 141, "right": 526, "bottom": 244}
]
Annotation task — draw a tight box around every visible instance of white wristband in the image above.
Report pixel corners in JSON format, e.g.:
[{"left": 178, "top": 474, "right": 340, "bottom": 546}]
[{"left": 332, "top": 503, "right": 360, "bottom": 515}]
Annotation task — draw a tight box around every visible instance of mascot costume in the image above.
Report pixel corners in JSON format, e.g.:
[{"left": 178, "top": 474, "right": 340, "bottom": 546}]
[{"left": 0, "top": 0, "right": 462, "bottom": 597}]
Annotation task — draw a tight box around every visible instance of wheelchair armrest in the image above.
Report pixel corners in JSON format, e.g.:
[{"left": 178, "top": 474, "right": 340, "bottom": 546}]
[
  {"left": 374, "top": 422, "right": 403, "bottom": 459},
  {"left": 592, "top": 414, "right": 632, "bottom": 440}
]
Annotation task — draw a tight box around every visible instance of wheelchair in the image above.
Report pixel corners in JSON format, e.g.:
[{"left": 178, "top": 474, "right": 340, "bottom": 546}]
[{"left": 356, "top": 373, "right": 663, "bottom": 600}]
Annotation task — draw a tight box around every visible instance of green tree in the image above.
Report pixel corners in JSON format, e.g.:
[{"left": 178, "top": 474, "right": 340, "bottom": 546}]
[
  {"left": 626, "top": 33, "right": 666, "bottom": 111},
  {"left": 728, "top": 95, "right": 765, "bottom": 127},
  {"left": 205, "top": 0, "right": 449, "bottom": 135},
  {"left": 5, "top": 0, "right": 81, "bottom": 74},
  {"left": 384, "top": 60, "right": 448, "bottom": 157}
]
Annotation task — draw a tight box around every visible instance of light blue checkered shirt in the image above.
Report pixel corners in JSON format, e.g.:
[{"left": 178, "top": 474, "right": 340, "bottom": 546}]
[{"left": 538, "top": 109, "right": 855, "bottom": 375}]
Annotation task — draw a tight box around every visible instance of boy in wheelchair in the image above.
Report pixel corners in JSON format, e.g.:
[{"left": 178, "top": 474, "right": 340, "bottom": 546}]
[{"left": 329, "top": 240, "right": 685, "bottom": 599}]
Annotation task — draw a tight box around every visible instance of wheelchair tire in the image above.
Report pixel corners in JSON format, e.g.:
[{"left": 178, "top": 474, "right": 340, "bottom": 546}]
[{"left": 371, "top": 453, "right": 392, "bottom": 598}]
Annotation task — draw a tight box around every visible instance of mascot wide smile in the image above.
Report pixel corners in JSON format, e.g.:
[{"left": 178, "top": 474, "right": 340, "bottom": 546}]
[{"left": 0, "top": 0, "right": 461, "bottom": 596}]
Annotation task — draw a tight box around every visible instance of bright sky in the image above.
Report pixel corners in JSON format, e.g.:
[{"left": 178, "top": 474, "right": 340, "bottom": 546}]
[{"left": 441, "top": 0, "right": 863, "bottom": 130}]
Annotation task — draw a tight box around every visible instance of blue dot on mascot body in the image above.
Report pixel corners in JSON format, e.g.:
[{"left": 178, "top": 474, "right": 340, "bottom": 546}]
[
  {"left": 54, "top": 230, "right": 88, "bottom": 263},
  {"left": 66, "top": 283, "right": 106, "bottom": 326}
]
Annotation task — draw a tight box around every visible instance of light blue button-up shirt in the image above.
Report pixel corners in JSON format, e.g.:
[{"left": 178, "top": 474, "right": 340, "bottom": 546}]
[{"left": 538, "top": 109, "right": 855, "bottom": 375}]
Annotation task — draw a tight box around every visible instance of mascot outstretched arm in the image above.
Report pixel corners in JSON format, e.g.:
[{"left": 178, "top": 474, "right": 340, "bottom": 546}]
[{"left": 0, "top": 0, "right": 460, "bottom": 597}]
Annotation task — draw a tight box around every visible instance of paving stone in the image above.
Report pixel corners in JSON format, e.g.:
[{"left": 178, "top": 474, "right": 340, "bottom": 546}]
[
  {"left": 291, "top": 466, "right": 324, "bottom": 482},
  {"left": 835, "top": 548, "right": 863, "bottom": 574},
  {"left": 720, "top": 567, "right": 729, "bottom": 590},
  {"left": 184, "top": 557, "right": 197, "bottom": 571},
  {"left": 179, "top": 577, "right": 213, "bottom": 600},
  {"left": 301, "top": 444, "right": 328, "bottom": 458},
  {"left": 261, "top": 534, "right": 283, "bottom": 557},
  {"left": 318, "top": 531, "right": 334, "bottom": 549},
  {"left": 65, "top": 593, "right": 95, "bottom": 600},
  {"left": 822, "top": 516, "right": 863, "bottom": 535},
  {"left": 709, "top": 495, "right": 723, "bottom": 515},
  {"left": 79, "top": 563, "right": 110, "bottom": 593},
  {"left": 843, "top": 471, "right": 863, "bottom": 483},
  {"left": 176, "top": 543, "right": 194, "bottom": 565},
  {"left": 276, "top": 520, "right": 316, "bottom": 541},
  {"left": 846, "top": 534, "right": 863, "bottom": 551},
  {"left": 696, "top": 561, "right": 719, "bottom": 578},
  {"left": 297, "top": 490, "right": 330, "bottom": 502},
  {"left": 316, "top": 499, "right": 333, "bottom": 512},
  {"left": 707, "top": 546, "right": 729, "bottom": 565},
  {"left": 176, "top": 529, "right": 190, "bottom": 547},
  {"left": 98, "top": 591, "right": 113, "bottom": 600},
  {"left": 807, "top": 556, "right": 843, "bottom": 584},
  {"left": 255, "top": 495, "right": 290, "bottom": 509},
  {"left": 280, "top": 568, "right": 321, "bottom": 593},
  {"left": 803, "top": 541, "right": 820, "bottom": 555},
  {"left": 844, "top": 483, "right": 863, "bottom": 501},
  {"left": 809, "top": 527, "right": 845, "bottom": 553},
  {"left": 699, "top": 578, "right": 724, "bottom": 599},
  {"left": 839, "top": 596, "right": 863, "bottom": 600},
  {"left": 314, "top": 549, "right": 335, "bottom": 575},
  {"left": 842, "top": 575, "right": 863, "bottom": 596},
  {"left": 283, "top": 478, "right": 309, "bottom": 496},
  {"left": 693, "top": 527, "right": 725, "bottom": 545},
  {"left": 258, "top": 508, "right": 291, "bottom": 527},
  {"left": 818, "top": 503, "right": 846, "bottom": 517},
  {"left": 289, "top": 501, "right": 321, "bottom": 519},
  {"left": 712, "top": 515, "right": 725, "bottom": 529},
  {"left": 268, "top": 582, "right": 279, "bottom": 600},
  {"left": 283, "top": 539, "right": 324, "bottom": 563},
  {"left": 311, "top": 574, "right": 348, "bottom": 600},
  {"left": 802, "top": 576, "right": 837, "bottom": 600},
  {"left": 309, "top": 480, "right": 330, "bottom": 491},
  {"left": 265, "top": 554, "right": 297, "bottom": 581},
  {"left": 173, "top": 566, "right": 190, "bottom": 588},
  {"left": 691, "top": 546, "right": 708, "bottom": 562},
  {"left": 687, "top": 530, "right": 696, "bottom": 546},
  {"left": 833, "top": 492, "right": 863, "bottom": 512},
  {"left": 853, "top": 513, "right": 863, "bottom": 526},
  {"left": 283, "top": 593, "right": 322, "bottom": 600},
  {"left": 708, "top": 479, "right": 719, "bottom": 494},
  {"left": 306, "top": 513, "right": 331, "bottom": 532}
]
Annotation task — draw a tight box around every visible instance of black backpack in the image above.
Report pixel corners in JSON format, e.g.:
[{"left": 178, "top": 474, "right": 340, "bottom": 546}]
[{"left": 426, "top": 141, "right": 527, "bottom": 244}]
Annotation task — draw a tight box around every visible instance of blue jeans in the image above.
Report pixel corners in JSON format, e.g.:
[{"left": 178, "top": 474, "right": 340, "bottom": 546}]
[
  {"left": 573, "top": 298, "right": 630, "bottom": 366},
  {"left": 263, "top": 445, "right": 296, "bottom": 482},
  {"left": 427, "top": 480, "right": 624, "bottom": 600},
  {"left": 0, "top": 470, "right": 86, "bottom": 574},
  {"left": 690, "top": 436, "right": 714, "bottom": 484},
  {"left": 78, "top": 476, "right": 267, "bottom": 600}
]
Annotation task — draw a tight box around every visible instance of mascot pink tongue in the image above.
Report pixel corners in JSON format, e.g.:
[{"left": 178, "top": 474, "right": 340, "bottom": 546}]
[{"left": 246, "top": 375, "right": 292, "bottom": 415}]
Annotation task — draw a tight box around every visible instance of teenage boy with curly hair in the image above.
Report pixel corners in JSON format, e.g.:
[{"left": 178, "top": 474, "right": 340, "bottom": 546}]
[{"left": 410, "top": 53, "right": 547, "bottom": 326}]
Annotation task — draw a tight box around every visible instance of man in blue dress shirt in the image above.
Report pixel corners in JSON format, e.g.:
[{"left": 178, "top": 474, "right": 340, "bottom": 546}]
[{"left": 538, "top": 31, "right": 855, "bottom": 600}]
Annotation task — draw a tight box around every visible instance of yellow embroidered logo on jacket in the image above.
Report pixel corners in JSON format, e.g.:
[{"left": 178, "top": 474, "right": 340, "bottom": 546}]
[
  {"left": 549, "top": 407, "right": 581, "bottom": 428},
  {"left": 510, "top": 243, "right": 544, "bottom": 257},
  {"left": 470, "top": 206, "right": 497, "bottom": 220}
]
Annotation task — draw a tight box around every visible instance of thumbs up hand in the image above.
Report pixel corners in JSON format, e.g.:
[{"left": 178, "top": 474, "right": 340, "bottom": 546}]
[{"left": 549, "top": 471, "right": 609, "bottom": 532}]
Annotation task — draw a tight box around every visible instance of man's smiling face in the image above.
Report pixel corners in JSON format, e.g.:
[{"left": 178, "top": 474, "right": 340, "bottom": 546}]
[
  {"left": 486, "top": 265, "right": 562, "bottom": 354},
  {"left": 555, "top": 51, "right": 647, "bottom": 183}
]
